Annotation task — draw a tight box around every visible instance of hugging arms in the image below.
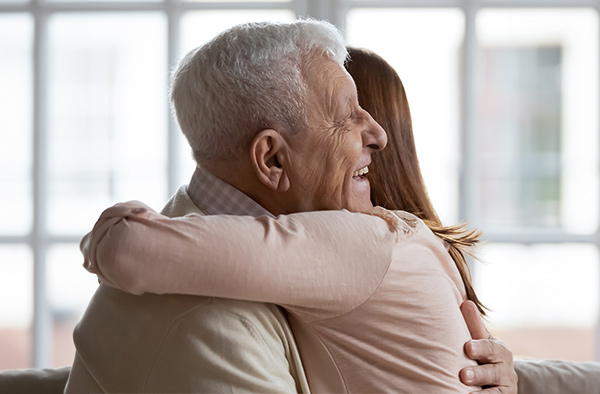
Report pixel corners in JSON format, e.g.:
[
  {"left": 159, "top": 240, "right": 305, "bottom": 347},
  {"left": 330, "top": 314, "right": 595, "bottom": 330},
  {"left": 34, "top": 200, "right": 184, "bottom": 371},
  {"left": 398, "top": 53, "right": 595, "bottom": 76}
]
[{"left": 81, "top": 200, "right": 516, "bottom": 393}]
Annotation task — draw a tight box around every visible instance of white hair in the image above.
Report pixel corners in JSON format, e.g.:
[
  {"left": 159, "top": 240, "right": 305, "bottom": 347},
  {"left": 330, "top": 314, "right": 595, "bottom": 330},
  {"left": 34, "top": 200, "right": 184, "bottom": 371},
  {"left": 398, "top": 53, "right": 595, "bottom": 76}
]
[{"left": 170, "top": 19, "right": 347, "bottom": 165}]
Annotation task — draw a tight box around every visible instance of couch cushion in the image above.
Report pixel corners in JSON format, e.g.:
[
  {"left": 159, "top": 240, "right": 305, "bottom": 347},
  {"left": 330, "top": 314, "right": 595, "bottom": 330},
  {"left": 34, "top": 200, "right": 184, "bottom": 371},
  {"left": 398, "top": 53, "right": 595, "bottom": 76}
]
[
  {"left": 0, "top": 366, "right": 70, "bottom": 394},
  {"left": 515, "top": 359, "right": 600, "bottom": 394}
]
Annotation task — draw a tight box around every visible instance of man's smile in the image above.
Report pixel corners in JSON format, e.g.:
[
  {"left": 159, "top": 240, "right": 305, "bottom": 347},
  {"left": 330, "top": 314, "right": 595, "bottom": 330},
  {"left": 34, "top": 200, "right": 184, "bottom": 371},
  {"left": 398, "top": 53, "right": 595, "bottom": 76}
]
[{"left": 352, "top": 165, "right": 369, "bottom": 178}]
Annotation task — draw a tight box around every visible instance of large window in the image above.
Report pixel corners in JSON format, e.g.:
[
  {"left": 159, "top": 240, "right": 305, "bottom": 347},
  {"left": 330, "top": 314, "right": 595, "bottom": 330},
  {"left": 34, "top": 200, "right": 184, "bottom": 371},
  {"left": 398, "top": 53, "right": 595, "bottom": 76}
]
[
  {"left": 1, "top": 0, "right": 598, "bottom": 368},
  {"left": 475, "top": 8, "right": 599, "bottom": 362}
]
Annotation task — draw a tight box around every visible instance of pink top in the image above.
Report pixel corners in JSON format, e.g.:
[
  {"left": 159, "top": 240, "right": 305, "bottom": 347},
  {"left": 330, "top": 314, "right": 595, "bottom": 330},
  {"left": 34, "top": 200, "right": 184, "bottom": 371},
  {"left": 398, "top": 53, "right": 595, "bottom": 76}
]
[{"left": 83, "top": 202, "right": 478, "bottom": 393}]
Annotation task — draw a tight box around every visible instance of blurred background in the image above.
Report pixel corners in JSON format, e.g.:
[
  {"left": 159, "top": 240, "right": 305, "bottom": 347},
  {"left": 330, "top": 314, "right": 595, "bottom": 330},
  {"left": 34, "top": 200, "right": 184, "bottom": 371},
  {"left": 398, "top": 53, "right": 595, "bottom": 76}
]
[{"left": 0, "top": 0, "right": 599, "bottom": 369}]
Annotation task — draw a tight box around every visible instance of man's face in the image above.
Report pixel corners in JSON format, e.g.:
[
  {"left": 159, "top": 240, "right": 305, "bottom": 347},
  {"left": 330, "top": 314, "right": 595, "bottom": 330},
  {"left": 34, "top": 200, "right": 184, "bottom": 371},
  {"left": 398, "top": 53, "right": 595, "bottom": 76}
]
[{"left": 284, "top": 56, "right": 387, "bottom": 213}]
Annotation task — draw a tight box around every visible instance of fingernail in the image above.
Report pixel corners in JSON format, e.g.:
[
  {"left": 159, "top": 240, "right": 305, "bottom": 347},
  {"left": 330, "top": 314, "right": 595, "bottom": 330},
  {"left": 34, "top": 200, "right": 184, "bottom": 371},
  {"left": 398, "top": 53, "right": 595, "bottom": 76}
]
[
  {"left": 465, "top": 369, "right": 475, "bottom": 382},
  {"left": 469, "top": 341, "right": 478, "bottom": 354},
  {"left": 131, "top": 207, "right": 147, "bottom": 214}
]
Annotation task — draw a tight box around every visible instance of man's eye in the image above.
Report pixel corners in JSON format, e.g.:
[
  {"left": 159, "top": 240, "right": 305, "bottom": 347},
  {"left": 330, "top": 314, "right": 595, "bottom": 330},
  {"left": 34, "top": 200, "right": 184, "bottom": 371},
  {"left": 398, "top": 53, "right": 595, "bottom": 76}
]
[{"left": 335, "top": 115, "right": 351, "bottom": 126}]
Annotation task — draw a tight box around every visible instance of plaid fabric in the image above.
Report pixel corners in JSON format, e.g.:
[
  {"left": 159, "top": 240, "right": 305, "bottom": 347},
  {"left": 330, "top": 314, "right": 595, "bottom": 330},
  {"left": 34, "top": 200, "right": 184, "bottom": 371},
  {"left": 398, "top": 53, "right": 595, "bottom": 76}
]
[{"left": 187, "top": 167, "right": 274, "bottom": 218}]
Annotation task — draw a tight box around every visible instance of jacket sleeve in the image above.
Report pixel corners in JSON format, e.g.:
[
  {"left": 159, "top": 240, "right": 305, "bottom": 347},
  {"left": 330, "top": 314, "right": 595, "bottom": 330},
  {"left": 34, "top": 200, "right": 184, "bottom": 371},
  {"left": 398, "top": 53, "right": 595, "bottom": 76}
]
[
  {"left": 65, "top": 285, "right": 307, "bottom": 394},
  {"left": 82, "top": 201, "right": 398, "bottom": 321}
]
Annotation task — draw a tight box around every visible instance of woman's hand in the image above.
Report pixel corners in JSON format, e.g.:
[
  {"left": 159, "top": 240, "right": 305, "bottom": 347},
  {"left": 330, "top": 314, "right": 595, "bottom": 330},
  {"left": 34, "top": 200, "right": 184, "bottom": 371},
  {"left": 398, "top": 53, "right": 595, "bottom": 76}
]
[
  {"left": 460, "top": 300, "right": 519, "bottom": 394},
  {"left": 80, "top": 201, "right": 153, "bottom": 281}
]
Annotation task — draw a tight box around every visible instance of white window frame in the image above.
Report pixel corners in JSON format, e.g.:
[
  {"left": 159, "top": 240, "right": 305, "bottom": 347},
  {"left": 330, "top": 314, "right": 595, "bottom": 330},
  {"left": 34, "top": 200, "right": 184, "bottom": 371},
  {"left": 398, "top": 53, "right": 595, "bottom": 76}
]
[{"left": 0, "top": 0, "right": 598, "bottom": 367}]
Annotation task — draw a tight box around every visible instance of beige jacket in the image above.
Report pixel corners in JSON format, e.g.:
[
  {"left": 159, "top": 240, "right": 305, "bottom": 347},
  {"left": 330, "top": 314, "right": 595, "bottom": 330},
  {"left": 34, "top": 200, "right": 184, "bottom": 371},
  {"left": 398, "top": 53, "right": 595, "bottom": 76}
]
[{"left": 64, "top": 186, "right": 309, "bottom": 393}]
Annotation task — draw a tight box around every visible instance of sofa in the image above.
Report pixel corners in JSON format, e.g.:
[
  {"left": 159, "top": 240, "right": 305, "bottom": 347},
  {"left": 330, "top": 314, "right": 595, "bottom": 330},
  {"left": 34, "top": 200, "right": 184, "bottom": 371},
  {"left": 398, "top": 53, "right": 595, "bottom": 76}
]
[{"left": 1, "top": 360, "right": 599, "bottom": 394}]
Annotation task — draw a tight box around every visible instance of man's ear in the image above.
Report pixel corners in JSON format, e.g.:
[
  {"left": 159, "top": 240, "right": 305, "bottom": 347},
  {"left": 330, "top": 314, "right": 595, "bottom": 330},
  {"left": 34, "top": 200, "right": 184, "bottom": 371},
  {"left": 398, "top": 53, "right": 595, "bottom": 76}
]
[{"left": 250, "top": 129, "right": 290, "bottom": 192}]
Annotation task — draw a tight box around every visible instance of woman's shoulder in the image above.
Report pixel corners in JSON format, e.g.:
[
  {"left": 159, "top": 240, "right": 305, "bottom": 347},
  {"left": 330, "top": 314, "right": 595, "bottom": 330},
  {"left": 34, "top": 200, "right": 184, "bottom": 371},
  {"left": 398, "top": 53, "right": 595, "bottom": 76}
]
[{"left": 365, "top": 207, "right": 426, "bottom": 242}]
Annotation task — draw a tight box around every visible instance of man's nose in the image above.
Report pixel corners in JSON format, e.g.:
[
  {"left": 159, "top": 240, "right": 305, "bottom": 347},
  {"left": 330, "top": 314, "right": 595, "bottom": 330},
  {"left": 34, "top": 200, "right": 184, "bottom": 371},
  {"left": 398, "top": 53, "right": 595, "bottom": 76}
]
[{"left": 363, "top": 111, "right": 388, "bottom": 152}]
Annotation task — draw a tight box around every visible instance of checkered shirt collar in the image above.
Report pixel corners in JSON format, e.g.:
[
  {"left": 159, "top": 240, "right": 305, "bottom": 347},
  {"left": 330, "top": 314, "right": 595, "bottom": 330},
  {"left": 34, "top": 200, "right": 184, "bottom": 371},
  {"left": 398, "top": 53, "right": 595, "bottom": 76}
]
[{"left": 187, "top": 166, "right": 274, "bottom": 218}]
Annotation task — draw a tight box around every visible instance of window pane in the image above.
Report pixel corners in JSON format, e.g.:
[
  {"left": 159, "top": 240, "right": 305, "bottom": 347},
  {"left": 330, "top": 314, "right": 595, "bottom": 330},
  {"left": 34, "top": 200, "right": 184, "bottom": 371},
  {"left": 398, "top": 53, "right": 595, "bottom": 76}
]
[
  {"left": 477, "top": 9, "right": 599, "bottom": 233},
  {"left": 346, "top": 8, "right": 464, "bottom": 224},
  {"left": 178, "top": 9, "right": 296, "bottom": 186},
  {"left": 47, "top": 13, "right": 168, "bottom": 235},
  {"left": 0, "top": 14, "right": 32, "bottom": 235},
  {"left": 0, "top": 245, "right": 33, "bottom": 369},
  {"left": 47, "top": 244, "right": 98, "bottom": 367},
  {"left": 475, "top": 243, "right": 599, "bottom": 361}
]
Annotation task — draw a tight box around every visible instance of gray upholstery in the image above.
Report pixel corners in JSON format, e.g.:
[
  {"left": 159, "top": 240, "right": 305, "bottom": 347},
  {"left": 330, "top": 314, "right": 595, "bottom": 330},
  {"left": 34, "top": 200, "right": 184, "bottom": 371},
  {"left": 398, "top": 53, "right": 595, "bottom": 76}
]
[
  {"left": 1, "top": 360, "right": 600, "bottom": 393},
  {"left": 0, "top": 366, "right": 70, "bottom": 394},
  {"left": 515, "top": 359, "right": 600, "bottom": 394}
]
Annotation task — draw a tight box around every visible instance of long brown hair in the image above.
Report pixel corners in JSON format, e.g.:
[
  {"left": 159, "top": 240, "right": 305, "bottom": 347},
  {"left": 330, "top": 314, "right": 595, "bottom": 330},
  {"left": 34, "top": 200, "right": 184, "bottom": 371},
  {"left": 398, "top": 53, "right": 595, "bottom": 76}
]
[{"left": 346, "top": 47, "right": 485, "bottom": 315}]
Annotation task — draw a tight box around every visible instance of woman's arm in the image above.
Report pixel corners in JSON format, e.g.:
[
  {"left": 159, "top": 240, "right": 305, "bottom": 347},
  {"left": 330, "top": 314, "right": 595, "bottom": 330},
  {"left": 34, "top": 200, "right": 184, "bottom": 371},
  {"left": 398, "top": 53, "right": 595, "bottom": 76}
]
[{"left": 82, "top": 201, "right": 398, "bottom": 320}]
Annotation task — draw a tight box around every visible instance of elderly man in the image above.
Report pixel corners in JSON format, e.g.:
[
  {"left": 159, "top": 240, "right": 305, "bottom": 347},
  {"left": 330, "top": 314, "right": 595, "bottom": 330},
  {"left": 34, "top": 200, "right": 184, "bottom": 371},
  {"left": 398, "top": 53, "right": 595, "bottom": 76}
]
[{"left": 63, "top": 19, "right": 516, "bottom": 393}]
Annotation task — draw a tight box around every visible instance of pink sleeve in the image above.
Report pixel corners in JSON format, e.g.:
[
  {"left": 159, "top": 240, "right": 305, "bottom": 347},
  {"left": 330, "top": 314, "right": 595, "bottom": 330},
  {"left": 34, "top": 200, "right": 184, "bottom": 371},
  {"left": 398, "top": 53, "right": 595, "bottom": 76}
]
[{"left": 82, "top": 202, "right": 397, "bottom": 321}]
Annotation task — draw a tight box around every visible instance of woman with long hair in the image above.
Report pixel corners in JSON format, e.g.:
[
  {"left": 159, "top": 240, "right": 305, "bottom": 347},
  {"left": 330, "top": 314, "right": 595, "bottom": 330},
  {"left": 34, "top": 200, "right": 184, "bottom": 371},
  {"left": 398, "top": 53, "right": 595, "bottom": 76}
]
[{"left": 346, "top": 47, "right": 484, "bottom": 315}]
